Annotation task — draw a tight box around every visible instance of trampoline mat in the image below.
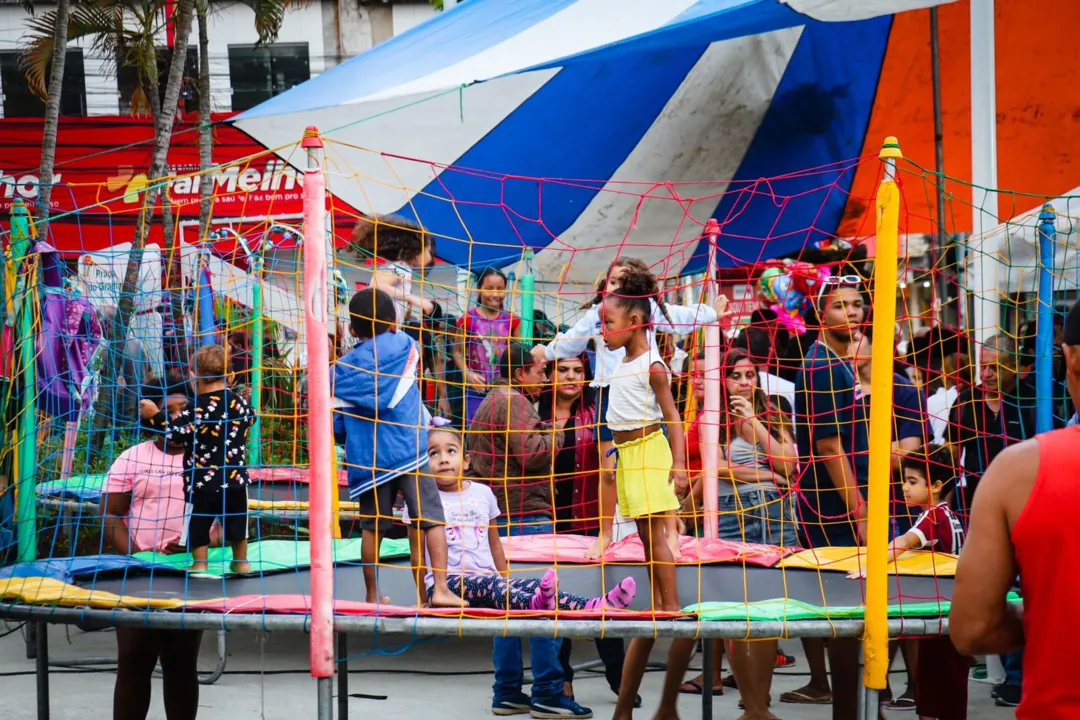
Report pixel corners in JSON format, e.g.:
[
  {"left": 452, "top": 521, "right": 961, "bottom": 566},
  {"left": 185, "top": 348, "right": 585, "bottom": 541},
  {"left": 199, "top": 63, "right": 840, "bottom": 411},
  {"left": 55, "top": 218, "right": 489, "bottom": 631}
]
[
  {"left": 245, "top": 482, "right": 350, "bottom": 505},
  {"left": 79, "top": 562, "right": 955, "bottom": 613}
]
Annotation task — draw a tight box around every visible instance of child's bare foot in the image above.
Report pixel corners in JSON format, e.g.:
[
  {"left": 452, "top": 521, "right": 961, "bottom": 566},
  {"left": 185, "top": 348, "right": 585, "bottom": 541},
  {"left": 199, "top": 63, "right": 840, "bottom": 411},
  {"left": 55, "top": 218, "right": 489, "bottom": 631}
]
[
  {"left": 365, "top": 591, "right": 392, "bottom": 605},
  {"left": 187, "top": 562, "right": 209, "bottom": 573},
  {"left": 651, "top": 711, "right": 680, "bottom": 720},
  {"left": 230, "top": 560, "right": 251, "bottom": 575},
  {"left": 428, "top": 586, "right": 468, "bottom": 608}
]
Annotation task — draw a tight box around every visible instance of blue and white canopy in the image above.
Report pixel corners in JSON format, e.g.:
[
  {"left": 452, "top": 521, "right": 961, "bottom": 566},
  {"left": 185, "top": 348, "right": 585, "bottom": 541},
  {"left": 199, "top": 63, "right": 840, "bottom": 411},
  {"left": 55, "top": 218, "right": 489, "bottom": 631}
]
[{"left": 234, "top": 0, "right": 954, "bottom": 282}]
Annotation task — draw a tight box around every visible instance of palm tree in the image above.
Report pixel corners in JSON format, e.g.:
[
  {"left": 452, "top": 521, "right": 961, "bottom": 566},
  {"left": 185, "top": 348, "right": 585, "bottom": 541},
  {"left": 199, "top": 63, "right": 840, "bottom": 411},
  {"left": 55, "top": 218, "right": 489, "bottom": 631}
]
[
  {"left": 18, "top": 0, "right": 72, "bottom": 233},
  {"left": 23, "top": 0, "right": 195, "bottom": 444}
]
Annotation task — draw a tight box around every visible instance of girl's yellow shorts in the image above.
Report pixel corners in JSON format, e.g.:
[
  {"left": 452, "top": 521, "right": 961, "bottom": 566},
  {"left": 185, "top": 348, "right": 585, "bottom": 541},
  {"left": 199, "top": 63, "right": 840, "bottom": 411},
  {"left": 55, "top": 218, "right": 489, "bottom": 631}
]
[{"left": 614, "top": 431, "right": 680, "bottom": 519}]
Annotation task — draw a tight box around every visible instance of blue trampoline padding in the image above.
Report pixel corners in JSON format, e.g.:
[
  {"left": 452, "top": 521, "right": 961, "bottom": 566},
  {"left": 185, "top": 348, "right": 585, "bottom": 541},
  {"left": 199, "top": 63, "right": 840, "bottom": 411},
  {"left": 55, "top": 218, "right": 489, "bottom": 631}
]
[
  {"left": 0, "top": 555, "right": 156, "bottom": 583},
  {"left": 36, "top": 474, "right": 107, "bottom": 503}
]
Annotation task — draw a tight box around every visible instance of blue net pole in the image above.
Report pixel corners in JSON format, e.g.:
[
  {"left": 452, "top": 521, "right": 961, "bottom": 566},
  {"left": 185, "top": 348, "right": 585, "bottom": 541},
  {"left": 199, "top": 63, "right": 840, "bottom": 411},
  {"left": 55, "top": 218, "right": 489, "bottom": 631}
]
[{"left": 1036, "top": 203, "right": 1056, "bottom": 435}]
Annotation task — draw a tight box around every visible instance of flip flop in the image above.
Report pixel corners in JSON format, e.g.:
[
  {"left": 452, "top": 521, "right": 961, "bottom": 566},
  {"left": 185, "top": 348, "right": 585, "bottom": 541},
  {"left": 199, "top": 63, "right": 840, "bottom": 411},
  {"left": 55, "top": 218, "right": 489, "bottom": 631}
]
[
  {"left": 678, "top": 679, "right": 723, "bottom": 696},
  {"left": 779, "top": 689, "right": 831, "bottom": 705}
]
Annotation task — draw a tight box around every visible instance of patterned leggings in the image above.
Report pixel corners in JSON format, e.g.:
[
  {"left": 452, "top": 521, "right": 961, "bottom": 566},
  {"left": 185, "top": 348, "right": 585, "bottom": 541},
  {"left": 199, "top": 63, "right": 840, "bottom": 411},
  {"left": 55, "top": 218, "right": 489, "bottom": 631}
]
[{"left": 441, "top": 574, "right": 594, "bottom": 611}]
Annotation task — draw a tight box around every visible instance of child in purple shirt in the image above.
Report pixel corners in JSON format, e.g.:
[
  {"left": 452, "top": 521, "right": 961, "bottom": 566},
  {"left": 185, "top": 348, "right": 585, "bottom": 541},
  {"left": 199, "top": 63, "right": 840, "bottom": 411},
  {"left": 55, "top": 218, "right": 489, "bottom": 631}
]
[{"left": 410, "top": 427, "right": 636, "bottom": 611}]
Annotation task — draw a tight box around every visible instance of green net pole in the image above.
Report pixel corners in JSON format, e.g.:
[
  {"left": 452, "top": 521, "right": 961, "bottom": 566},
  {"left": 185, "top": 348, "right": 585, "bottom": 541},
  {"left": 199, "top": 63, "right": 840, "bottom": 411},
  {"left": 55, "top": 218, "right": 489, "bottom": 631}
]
[
  {"left": 249, "top": 254, "right": 264, "bottom": 467},
  {"left": 518, "top": 248, "right": 535, "bottom": 344},
  {"left": 10, "top": 199, "right": 38, "bottom": 563}
]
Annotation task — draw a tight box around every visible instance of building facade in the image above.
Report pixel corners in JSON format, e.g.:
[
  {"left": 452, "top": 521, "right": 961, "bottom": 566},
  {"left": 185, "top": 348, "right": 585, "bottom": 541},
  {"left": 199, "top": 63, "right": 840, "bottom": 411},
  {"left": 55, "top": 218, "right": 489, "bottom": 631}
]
[{"left": 0, "top": 0, "right": 438, "bottom": 119}]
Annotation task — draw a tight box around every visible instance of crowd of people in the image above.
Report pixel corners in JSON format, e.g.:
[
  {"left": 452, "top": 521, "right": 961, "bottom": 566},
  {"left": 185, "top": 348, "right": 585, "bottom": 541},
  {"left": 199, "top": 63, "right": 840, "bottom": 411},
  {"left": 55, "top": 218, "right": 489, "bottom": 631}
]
[{"left": 86, "top": 216, "right": 1079, "bottom": 720}]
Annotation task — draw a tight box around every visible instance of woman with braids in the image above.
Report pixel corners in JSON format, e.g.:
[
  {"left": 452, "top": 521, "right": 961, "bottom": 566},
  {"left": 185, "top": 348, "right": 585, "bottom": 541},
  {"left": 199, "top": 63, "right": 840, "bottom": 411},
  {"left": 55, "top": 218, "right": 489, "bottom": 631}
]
[
  {"left": 350, "top": 215, "right": 437, "bottom": 324},
  {"left": 537, "top": 257, "right": 730, "bottom": 559}
]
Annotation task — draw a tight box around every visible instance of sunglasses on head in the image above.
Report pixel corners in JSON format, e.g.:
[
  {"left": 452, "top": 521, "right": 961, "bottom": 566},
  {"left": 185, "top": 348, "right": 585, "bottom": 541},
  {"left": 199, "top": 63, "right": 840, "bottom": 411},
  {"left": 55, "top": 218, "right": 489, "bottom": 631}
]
[{"left": 817, "top": 275, "right": 864, "bottom": 303}]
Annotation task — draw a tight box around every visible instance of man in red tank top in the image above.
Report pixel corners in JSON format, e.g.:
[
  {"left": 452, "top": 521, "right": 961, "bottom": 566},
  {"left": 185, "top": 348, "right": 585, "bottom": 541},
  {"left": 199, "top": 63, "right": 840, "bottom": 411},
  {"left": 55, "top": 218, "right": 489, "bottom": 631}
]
[{"left": 951, "top": 301, "right": 1080, "bottom": 718}]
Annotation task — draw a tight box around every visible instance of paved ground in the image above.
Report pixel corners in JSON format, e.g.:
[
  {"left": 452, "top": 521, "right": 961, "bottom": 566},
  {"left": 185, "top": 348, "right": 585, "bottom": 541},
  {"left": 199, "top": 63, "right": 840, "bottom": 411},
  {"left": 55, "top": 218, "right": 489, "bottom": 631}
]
[{"left": 0, "top": 622, "right": 1013, "bottom": 719}]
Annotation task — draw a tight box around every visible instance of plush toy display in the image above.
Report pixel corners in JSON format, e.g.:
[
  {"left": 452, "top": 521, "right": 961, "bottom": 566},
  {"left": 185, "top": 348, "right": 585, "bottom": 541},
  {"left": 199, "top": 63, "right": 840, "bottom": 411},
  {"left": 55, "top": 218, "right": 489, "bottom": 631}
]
[{"left": 757, "top": 261, "right": 828, "bottom": 334}]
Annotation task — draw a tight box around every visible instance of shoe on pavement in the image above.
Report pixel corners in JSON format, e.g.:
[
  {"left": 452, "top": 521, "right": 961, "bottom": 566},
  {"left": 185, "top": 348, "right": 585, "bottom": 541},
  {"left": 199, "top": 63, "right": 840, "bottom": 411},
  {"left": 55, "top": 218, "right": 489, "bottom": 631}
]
[
  {"left": 492, "top": 692, "right": 532, "bottom": 716},
  {"left": 530, "top": 695, "right": 594, "bottom": 719}
]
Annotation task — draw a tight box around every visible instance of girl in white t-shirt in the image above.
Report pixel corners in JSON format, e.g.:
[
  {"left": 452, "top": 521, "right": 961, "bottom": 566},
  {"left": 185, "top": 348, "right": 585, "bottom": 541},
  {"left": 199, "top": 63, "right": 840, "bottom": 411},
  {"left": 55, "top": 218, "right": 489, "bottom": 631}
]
[
  {"left": 351, "top": 216, "right": 436, "bottom": 323},
  {"left": 413, "top": 428, "right": 636, "bottom": 611}
]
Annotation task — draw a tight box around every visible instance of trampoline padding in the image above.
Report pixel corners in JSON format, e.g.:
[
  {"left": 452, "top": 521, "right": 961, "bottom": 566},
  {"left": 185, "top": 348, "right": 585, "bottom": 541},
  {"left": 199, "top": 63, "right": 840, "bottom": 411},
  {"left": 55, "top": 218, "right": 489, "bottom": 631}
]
[
  {"left": 503, "top": 534, "right": 790, "bottom": 567},
  {"left": 780, "top": 547, "right": 958, "bottom": 576},
  {"left": 74, "top": 562, "right": 957, "bottom": 618}
]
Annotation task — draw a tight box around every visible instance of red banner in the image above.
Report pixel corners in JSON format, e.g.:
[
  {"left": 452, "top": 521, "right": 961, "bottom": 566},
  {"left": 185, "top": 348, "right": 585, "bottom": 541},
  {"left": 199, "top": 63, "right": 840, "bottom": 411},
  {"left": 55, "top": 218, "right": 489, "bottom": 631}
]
[{"left": 0, "top": 113, "right": 359, "bottom": 255}]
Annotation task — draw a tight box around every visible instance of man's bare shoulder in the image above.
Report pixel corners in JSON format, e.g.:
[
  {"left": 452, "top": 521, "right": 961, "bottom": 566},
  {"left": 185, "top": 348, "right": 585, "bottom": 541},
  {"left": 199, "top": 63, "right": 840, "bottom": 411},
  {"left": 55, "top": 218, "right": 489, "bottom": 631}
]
[{"left": 976, "top": 439, "right": 1041, "bottom": 522}]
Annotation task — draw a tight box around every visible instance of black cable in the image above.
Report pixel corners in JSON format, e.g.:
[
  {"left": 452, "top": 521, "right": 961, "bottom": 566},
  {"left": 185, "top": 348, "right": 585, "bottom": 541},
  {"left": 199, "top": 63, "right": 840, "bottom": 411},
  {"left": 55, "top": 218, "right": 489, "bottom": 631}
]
[{"left": 0, "top": 622, "right": 26, "bottom": 640}]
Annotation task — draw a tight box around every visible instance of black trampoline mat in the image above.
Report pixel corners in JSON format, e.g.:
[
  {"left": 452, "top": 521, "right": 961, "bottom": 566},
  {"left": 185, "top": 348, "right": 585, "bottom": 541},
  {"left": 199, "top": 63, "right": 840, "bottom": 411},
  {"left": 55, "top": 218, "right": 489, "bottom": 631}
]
[
  {"left": 248, "top": 481, "right": 350, "bottom": 505},
  {"left": 79, "top": 563, "right": 955, "bottom": 612}
]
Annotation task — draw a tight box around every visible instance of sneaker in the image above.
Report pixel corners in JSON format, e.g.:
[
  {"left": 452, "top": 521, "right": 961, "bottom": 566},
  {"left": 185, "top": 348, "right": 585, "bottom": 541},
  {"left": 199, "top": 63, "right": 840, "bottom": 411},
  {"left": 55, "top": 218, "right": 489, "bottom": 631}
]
[
  {"left": 994, "top": 684, "right": 1021, "bottom": 708},
  {"left": 775, "top": 649, "right": 796, "bottom": 668},
  {"left": 971, "top": 664, "right": 988, "bottom": 681},
  {"left": 493, "top": 692, "right": 532, "bottom": 716},
  {"left": 530, "top": 695, "right": 594, "bottom": 719}
]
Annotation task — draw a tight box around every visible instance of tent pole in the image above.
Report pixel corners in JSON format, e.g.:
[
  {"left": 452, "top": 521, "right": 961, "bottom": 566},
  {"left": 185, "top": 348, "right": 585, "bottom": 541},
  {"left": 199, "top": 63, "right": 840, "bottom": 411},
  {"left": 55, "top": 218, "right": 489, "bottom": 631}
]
[
  {"left": 1035, "top": 205, "right": 1056, "bottom": 434},
  {"left": 930, "top": 6, "right": 951, "bottom": 323},
  {"left": 969, "top": 0, "right": 1000, "bottom": 348}
]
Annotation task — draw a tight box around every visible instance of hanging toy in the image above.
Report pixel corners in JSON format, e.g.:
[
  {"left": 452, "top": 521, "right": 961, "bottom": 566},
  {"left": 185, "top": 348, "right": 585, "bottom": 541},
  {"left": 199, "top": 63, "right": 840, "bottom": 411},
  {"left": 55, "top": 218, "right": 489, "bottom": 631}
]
[{"left": 757, "top": 261, "right": 827, "bottom": 335}]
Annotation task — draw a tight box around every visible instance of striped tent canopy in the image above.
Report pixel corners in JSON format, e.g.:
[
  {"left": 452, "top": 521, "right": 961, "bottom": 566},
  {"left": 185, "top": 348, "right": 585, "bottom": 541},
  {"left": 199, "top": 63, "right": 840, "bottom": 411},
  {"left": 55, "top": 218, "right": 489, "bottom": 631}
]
[{"left": 234, "top": 0, "right": 961, "bottom": 282}]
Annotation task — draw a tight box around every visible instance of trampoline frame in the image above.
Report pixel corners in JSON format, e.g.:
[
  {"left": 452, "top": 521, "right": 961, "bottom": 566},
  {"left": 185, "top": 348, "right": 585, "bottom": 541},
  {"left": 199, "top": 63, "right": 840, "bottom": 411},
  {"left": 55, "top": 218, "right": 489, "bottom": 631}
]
[{"left": 1, "top": 605, "right": 951, "bottom": 720}]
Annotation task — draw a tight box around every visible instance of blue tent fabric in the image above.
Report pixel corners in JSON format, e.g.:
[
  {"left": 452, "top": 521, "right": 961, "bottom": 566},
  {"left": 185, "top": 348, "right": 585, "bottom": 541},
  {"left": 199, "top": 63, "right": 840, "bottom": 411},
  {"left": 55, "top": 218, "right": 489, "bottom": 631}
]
[{"left": 234, "top": 0, "right": 953, "bottom": 280}]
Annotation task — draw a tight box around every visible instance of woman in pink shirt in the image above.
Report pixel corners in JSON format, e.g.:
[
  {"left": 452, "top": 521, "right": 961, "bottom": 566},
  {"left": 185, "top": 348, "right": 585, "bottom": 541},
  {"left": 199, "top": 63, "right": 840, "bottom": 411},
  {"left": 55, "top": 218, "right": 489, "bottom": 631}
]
[{"left": 102, "top": 381, "right": 212, "bottom": 720}]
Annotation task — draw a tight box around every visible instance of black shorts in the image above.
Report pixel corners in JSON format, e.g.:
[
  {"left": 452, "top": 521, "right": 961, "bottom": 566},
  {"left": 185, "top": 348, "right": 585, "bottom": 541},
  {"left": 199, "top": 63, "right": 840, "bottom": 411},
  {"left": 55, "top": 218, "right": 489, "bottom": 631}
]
[
  {"left": 183, "top": 486, "right": 249, "bottom": 548},
  {"left": 357, "top": 473, "right": 444, "bottom": 533}
]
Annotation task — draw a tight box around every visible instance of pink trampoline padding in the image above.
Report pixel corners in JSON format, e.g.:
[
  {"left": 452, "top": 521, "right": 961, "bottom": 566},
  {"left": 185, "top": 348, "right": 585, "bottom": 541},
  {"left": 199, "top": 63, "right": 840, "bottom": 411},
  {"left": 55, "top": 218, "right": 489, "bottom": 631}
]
[
  {"left": 501, "top": 534, "right": 794, "bottom": 567},
  {"left": 249, "top": 467, "right": 349, "bottom": 486},
  {"left": 182, "top": 594, "right": 690, "bottom": 620}
]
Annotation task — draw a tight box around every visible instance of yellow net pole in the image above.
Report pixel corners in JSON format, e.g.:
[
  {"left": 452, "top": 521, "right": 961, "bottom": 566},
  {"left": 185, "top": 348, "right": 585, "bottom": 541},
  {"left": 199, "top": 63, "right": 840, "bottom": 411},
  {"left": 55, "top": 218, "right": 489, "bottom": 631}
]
[{"left": 863, "top": 136, "right": 903, "bottom": 691}]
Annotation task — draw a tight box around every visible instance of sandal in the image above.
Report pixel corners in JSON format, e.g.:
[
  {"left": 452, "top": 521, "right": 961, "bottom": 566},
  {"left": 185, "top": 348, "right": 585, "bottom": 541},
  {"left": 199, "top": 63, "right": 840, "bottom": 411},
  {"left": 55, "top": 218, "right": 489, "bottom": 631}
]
[
  {"left": 884, "top": 689, "right": 916, "bottom": 711},
  {"left": 678, "top": 678, "right": 723, "bottom": 696},
  {"left": 779, "top": 687, "right": 832, "bottom": 705}
]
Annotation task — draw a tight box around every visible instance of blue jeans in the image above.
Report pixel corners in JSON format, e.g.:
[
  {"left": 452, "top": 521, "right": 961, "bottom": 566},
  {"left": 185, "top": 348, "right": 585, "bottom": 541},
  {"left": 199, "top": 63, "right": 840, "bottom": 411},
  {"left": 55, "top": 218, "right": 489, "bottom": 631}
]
[
  {"left": 1002, "top": 649, "right": 1023, "bottom": 688},
  {"left": 716, "top": 487, "right": 799, "bottom": 547},
  {"left": 492, "top": 513, "right": 563, "bottom": 700}
]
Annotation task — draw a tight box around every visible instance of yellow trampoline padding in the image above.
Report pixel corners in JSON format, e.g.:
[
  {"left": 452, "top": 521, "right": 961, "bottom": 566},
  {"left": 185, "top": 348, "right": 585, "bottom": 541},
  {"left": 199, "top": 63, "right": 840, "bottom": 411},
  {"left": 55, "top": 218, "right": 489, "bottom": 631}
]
[
  {"left": 0, "top": 576, "right": 192, "bottom": 610},
  {"left": 779, "top": 548, "right": 958, "bottom": 576},
  {"left": 247, "top": 499, "right": 361, "bottom": 512}
]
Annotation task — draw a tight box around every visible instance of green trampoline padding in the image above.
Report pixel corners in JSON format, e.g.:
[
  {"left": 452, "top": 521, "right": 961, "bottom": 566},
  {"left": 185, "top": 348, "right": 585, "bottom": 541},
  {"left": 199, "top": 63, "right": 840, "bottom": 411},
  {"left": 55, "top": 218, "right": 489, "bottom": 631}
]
[
  {"left": 132, "top": 537, "right": 412, "bottom": 577},
  {"left": 686, "top": 592, "right": 1021, "bottom": 621}
]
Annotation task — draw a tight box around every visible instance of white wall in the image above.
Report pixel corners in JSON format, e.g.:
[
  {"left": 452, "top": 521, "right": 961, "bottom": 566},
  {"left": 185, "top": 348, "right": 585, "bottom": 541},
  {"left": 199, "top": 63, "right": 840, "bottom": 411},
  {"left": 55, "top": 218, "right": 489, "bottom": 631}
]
[
  {"left": 392, "top": 3, "right": 437, "bottom": 35},
  {"left": 0, "top": 0, "right": 437, "bottom": 118}
]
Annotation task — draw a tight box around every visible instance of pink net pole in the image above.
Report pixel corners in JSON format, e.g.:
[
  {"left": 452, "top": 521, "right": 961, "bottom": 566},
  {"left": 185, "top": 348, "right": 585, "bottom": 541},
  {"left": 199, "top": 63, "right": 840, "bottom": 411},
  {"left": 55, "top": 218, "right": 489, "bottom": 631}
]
[
  {"left": 302, "top": 127, "right": 334, "bottom": 679},
  {"left": 701, "top": 219, "right": 721, "bottom": 540}
]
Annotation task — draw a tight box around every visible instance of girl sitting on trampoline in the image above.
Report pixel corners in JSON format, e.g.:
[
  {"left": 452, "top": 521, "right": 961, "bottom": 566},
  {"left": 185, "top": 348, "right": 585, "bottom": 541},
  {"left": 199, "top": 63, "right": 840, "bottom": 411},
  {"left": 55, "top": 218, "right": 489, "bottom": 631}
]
[{"left": 407, "top": 427, "right": 637, "bottom": 612}]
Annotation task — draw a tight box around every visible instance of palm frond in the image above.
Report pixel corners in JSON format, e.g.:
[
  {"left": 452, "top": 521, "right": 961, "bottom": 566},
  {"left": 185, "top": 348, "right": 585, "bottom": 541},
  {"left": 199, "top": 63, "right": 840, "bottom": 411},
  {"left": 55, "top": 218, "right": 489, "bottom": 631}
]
[
  {"left": 18, "top": 1, "right": 135, "bottom": 99},
  {"left": 239, "top": 0, "right": 287, "bottom": 45}
]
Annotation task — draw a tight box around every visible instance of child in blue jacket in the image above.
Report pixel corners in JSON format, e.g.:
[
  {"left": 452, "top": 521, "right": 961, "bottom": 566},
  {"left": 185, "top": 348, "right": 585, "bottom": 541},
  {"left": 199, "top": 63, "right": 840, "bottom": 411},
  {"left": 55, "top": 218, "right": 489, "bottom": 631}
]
[{"left": 333, "top": 288, "right": 464, "bottom": 608}]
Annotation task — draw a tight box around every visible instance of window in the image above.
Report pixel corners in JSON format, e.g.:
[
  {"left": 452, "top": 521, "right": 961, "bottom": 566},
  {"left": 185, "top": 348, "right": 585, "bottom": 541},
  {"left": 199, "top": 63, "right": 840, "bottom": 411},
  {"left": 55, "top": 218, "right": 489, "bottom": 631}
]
[
  {"left": 0, "top": 50, "right": 87, "bottom": 118},
  {"left": 117, "top": 47, "right": 199, "bottom": 114},
  {"left": 228, "top": 43, "right": 310, "bottom": 111}
]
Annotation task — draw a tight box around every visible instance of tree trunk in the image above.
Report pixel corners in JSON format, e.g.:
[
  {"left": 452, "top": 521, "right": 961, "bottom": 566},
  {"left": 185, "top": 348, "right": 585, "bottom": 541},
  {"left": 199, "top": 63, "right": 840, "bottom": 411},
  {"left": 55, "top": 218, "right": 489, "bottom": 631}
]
[
  {"left": 92, "top": 0, "right": 196, "bottom": 446},
  {"left": 34, "top": 0, "right": 71, "bottom": 232},
  {"left": 197, "top": 7, "right": 212, "bottom": 241}
]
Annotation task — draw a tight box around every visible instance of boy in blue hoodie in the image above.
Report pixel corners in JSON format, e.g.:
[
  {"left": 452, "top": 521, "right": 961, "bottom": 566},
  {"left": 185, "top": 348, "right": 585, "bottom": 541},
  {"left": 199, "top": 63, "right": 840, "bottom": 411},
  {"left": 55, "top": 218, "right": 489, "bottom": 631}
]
[{"left": 333, "top": 288, "right": 465, "bottom": 608}]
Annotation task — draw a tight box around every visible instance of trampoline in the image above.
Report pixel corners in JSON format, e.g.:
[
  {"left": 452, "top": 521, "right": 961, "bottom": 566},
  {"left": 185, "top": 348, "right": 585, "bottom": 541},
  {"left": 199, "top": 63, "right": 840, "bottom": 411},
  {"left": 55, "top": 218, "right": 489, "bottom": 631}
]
[{"left": 0, "top": 534, "right": 963, "bottom": 635}]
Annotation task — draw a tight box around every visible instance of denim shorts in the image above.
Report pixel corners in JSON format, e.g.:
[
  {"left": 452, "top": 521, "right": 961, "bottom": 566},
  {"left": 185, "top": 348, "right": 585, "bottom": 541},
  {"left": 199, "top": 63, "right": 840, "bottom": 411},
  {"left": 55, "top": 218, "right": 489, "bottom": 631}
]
[{"left": 716, "top": 486, "right": 799, "bottom": 547}]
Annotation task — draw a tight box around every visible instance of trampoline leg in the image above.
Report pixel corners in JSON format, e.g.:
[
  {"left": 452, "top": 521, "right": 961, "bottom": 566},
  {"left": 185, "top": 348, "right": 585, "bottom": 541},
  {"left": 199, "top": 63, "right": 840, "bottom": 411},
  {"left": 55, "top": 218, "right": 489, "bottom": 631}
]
[
  {"left": 35, "top": 623, "right": 49, "bottom": 720},
  {"left": 337, "top": 633, "right": 348, "bottom": 719},
  {"left": 198, "top": 630, "right": 228, "bottom": 685},
  {"left": 26, "top": 621, "right": 36, "bottom": 660},
  {"left": 317, "top": 676, "right": 333, "bottom": 720},
  {"left": 701, "top": 639, "right": 714, "bottom": 720}
]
